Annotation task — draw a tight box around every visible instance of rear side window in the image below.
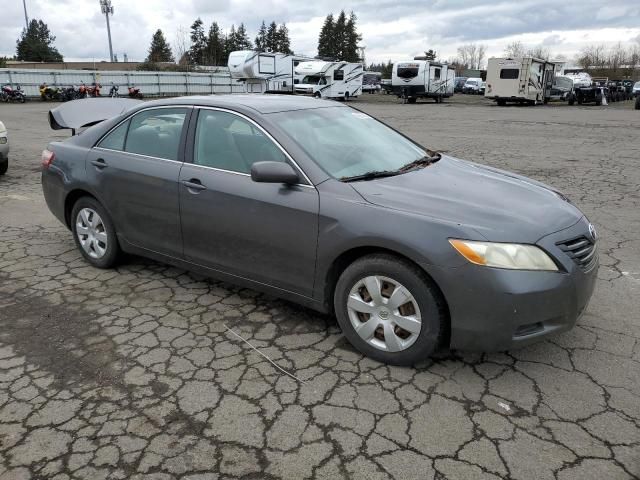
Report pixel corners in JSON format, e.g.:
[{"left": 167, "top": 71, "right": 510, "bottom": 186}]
[
  {"left": 98, "top": 121, "right": 129, "bottom": 151},
  {"left": 124, "top": 108, "right": 188, "bottom": 161},
  {"left": 500, "top": 69, "right": 519, "bottom": 79},
  {"left": 434, "top": 68, "right": 441, "bottom": 79},
  {"left": 334, "top": 69, "right": 344, "bottom": 81}
]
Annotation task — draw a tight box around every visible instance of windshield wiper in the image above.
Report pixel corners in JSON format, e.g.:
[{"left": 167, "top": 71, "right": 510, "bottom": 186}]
[
  {"left": 398, "top": 153, "right": 442, "bottom": 172},
  {"left": 340, "top": 170, "right": 401, "bottom": 182}
]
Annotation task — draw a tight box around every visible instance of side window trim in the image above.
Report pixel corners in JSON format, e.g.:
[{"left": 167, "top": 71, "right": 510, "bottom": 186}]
[
  {"left": 187, "top": 106, "right": 313, "bottom": 187},
  {"left": 94, "top": 105, "right": 193, "bottom": 163}
]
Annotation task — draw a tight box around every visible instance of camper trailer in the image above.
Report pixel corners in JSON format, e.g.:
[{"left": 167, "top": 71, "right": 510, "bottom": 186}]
[
  {"left": 391, "top": 60, "right": 455, "bottom": 103},
  {"left": 228, "top": 50, "right": 313, "bottom": 94},
  {"left": 485, "top": 57, "right": 559, "bottom": 105},
  {"left": 362, "top": 72, "right": 382, "bottom": 93},
  {"left": 293, "top": 61, "right": 363, "bottom": 100}
]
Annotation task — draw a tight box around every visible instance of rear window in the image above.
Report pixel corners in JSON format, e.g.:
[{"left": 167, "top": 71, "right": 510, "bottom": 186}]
[
  {"left": 500, "top": 69, "right": 519, "bottom": 79},
  {"left": 397, "top": 64, "right": 419, "bottom": 79}
]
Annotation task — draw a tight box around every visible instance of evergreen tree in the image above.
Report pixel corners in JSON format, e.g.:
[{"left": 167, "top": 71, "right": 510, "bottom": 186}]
[
  {"left": 424, "top": 49, "right": 437, "bottom": 60},
  {"left": 224, "top": 25, "right": 238, "bottom": 62},
  {"left": 236, "top": 23, "right": 253, "bottom": 50},
  {"left": 333, "top": 11, "right": 347, "bottom": 60},
  {"left": 205, "top": 22, "right": 225, "bottom": 66},
  {"left": 317, "top": 14, "right": 335, "bottom": 58},
  {"left": 255, "top": 21, "right": 268, "bottom": 52},
  {"left": 343, "top": 11, "right": 361, "bottom": 62},
  {"left": 189, "top": 18, "right": 207, "bottom": 65},
  {"left": 276, "top": 24, "right": 292, "bottom": 54},
  {"left": 146, "top": 29, "right": 174, "bottom": 63},
  {"left": 266, "top": 21, "right": 278, "bottom": 52},
  {"left": 16, "top": 19, "right": 63, "bottom": 62}
]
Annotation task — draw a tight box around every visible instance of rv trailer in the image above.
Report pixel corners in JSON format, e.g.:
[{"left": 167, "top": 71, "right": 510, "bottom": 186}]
[
  {"left": 485, "top": 57, "right": 559, "bottom": 105},
  {"left": 362, "top": 71, "right": 382, "bottom": 93},
  {"left": 228, "top": 50, "right": 314, "bottom": 94},
  {"left": 391, "top": 60, "right": 455, "bottom": 103},
  {"left": 293, "top": 61, "right": 363, "bottom": 100}
]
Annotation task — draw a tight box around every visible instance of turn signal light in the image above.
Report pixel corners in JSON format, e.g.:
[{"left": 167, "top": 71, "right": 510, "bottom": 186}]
[{"left": 41, "top": 149, "right": 55, "bottom": 169}]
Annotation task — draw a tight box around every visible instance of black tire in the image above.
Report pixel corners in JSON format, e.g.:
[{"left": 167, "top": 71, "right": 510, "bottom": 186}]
[
  {"left": 0, "top": 159, "right": 7, "bottom": 175},
  {"left": 497, "top": 99, "right": 506, "bottom": 106},
  {"left": 635, "top": 96, "right": 640, "bottom": 110},
  {"left": 334, "top": 254, "right": 446, "bottom": 365},
  {"left": 407, "top": 97, "right": 417, "bottom": 104},
  {"left": 313, "top": 92, "right": 321, "bottom": 99},
  {"left": 344, "top": 92, "right": 350, "bottom": 102},
  {"left": 71, "top": 197, "right": 121, "bottom": 269},
  {"left": 568, "top": 95, "right": 575, "bottom": 106}
]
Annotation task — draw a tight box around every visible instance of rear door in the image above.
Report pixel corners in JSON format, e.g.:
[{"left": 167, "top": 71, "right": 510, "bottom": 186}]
[
  {"left": 87, "top": 106, "right": 190, "bottom": 257},
  {"left": 179, "top": 108, "right": 319, "bottom": 297}
]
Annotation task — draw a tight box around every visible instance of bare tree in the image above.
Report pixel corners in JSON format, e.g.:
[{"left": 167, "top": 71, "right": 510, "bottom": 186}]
[
  {"left": 576, "top": 44, "right": 607, "bottom": 69},
  {"left": 174, "top": 26, "right": 190, "bottom": 66},
  {"left": 527, "top": 45, "right": 551, "bottom": 60},
  {"left": 607, "top": 42, "right": 627, "bottom": 72},
  {"left": 456, "top": 43, "right": 487, "bottom": 69},
  {"left": 504, "top": 41, "right": 526, "bottom": 58}
]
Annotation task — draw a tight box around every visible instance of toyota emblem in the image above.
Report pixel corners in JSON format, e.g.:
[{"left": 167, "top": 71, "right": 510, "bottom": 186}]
[{"left": 588, "top": 223, "right": 597, "bottom": 242}]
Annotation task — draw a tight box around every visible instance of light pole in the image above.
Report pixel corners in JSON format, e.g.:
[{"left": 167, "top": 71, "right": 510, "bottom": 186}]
[
  {"left": 99, "top": 0, "right": 114, "bottom": 62},
  {"left": 22, "top": 0, "right": 29, "bottom": 30}
]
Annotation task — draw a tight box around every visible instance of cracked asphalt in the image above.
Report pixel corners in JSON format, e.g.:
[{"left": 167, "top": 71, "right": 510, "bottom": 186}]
[{"left": 0, "top": 96, "right": 639, "bottom": 480}]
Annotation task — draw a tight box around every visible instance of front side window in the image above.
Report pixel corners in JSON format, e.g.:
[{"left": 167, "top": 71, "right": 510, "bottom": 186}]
[
  {"left": 434, "top": 68, "right": 441, "bottom": 80},
  {"left": 98, "top": 120, "right": 129, "bottom": 151},
  {"left": 125, "top": 108, "right": 187, "bottom": 161},
  {"left": 194, "top": 110, "right": 287, "bottom": 174},
  {"left": 270, "top": 107, "right": 426, "bottom": 179}
]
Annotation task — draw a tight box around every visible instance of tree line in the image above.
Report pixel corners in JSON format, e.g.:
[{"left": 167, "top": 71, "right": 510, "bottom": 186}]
[{"left": 317, "top": 11, "right": 362, "bottom": 62}]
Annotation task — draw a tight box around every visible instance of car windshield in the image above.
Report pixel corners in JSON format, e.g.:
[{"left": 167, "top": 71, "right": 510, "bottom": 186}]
[{"left": 269, "top": 107, "right": 428, "bottom": 179}]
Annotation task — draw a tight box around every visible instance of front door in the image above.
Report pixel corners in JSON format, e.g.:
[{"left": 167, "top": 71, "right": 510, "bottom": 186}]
[
  {"left": 179, "top": 108, "right": 319, "bottom": 297},
  {"left": 87, "top": 107, "right": 190, "bottom": 257}
]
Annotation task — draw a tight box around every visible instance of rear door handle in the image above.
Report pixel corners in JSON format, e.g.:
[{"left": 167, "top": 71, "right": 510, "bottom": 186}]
[
  {"left": 90, "top": 158, "right": 107, "bottom": 169},
  {"left": 181, "top": 179, "right": 206, "bottom": 192}
]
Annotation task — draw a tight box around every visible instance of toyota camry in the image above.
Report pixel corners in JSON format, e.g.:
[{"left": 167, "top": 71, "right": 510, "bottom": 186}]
[{"left": 41, "top": 95, "right": 598, "bottom": 365}]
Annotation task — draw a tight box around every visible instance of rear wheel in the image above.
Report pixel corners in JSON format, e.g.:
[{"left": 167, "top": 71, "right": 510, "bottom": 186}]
[
  {"left": 0, "top": 159, "right": 7, "bottom": 175},
  {"left": 635, "top": 96, "right": 640, "bottom": 110},
  {"left": 497, "top": 99, "right": 506, "bottom": 106},
  {"left": 407, "top": 97, "right": 417, "bottom": 104},
  {"left": 71, "top": 197, "right": 121, "bottom": 269},
  {"left": 334, "top": 254, "right": 445, "bottom": 365}
]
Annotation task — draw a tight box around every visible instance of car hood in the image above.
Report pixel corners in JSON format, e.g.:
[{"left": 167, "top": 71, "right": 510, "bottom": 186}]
[{"left": 349, "top": 156, "right": 583, "bottom": 243}]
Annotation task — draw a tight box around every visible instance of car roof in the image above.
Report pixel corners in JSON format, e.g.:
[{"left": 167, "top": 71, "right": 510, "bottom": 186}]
[{"left": 139, "top": 94, "right": 346, "bottom": 114}]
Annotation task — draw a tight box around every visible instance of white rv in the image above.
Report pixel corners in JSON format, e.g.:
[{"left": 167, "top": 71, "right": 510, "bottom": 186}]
[
  {"left": 391, "top": 60, "right": 455, "bottom": 103},
  {"left": 228, "top": 50, "right": 313, "bottom": 94},
  {"left": 293, "top": 61, "right": 363, "bottom": 100},
  {"left": 485, "top": 57, "right": 559, "bottom": 105}
]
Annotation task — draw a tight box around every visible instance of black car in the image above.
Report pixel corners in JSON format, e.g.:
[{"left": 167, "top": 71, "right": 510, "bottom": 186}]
[{"left": 454, "top": 77, "right": 467, "bottom": 93}]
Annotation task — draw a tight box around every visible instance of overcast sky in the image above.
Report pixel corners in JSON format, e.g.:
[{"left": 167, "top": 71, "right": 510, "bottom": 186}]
[{"left": 2, "top": 0, "right": 639, "bottom": 65}]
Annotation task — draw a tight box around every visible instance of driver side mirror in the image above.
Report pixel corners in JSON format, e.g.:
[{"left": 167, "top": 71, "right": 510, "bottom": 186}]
[{"left": 251, "top": 161, "right": 299, "bottom": 185}]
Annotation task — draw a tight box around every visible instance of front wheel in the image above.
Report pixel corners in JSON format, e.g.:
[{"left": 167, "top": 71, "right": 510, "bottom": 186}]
[
  {"left": 0, "top": 159, "right": 7, "bottom": 175},
  {"left": 334, "top": 254, "right": 446, "bottom": 365},
  {"left": 71, "top": 197, "right": 121, "bottom": 268},
  {"left": 313, "top": 92, "right": 321, "bottom": 99}
]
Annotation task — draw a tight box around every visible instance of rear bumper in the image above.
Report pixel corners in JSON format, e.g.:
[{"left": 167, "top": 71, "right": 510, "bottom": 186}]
[
  {"left": 41, "top": 166, "right": 68, "bottom": 227},
  {"left": 427, "top": 217, "right": 598, "bottom": 352}
]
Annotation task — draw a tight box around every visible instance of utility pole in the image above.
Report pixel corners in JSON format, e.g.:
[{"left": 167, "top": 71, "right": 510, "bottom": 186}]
[
  {"left": 22, "top": 0, "right": 29, "bottom": 30},
  {"left": 99, "top": 0, "right": 115, "bottom": 62}
]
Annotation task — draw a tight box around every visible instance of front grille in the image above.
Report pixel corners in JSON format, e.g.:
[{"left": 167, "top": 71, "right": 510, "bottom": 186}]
[{"left": 556, "top": 236, "right": 597, "bottom": 272}]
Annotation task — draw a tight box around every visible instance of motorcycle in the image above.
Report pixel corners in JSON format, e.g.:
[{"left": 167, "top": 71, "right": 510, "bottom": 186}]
[
  {"left": 77, "top": 82, "right": 88, "bottom": 98},
  {"left": 128, "top": 86, "right": 143, "bottom": 99},
  {"left": 1, "top": 85, "right": 26, "bottom": 103},
  {"left": 108, "top": 84, "right": 119, "bottom": 97},
  {"left": 87, "top": 82, "right": 101, "bottom": 97},
  {"left": 59, "top": 86, "right": 78, "bottom": 102},
  {"left": 39, "top": 83, "right": 62, "bottom": 101}
]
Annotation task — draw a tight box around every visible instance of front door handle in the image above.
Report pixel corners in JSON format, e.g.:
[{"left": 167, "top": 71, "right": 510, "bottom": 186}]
[
  {"left": 181, "top": 179, "right": 206, "bottom": 192},
  {"left": 90, "top": 158, "right": 107, "bottom": 169}
]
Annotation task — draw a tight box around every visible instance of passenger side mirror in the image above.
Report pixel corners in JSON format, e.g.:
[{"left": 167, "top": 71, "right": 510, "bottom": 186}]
[{"left": 251, "top": 161, "right": 299, "bottom": 185}]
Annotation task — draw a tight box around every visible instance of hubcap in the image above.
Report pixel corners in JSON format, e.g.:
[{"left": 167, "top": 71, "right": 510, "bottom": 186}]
[
  {"left": 346, "top": 275, "right": 422, "bottom": 352},
  {"left": 76, "top": 208, "right": 108, "bottom": 259}
]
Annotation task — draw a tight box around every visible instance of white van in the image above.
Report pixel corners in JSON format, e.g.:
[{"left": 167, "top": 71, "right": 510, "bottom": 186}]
[
  {"left": 462, "top": 78, "right": 483, "bottom": 94},
  {"left": 391, "top": 60, "right": 454, "bottom": 103}
]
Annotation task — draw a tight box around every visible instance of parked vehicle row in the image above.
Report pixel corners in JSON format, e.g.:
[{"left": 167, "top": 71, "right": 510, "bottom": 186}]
[{"left": 0, "top": 83, "right": 144, "bottom": 103}]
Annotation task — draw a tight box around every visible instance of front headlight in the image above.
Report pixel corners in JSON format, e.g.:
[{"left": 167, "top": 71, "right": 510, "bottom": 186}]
[
  {"left": 0, "top": 137, "right": 7, "bottom": 144},
  {"left": 449, "top": 239, "right": 558, "bottom": 271}
]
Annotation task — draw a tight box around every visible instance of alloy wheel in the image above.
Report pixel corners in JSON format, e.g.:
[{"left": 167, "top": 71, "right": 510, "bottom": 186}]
[{"left": 346, "top": 275, "right": 422, "bottom": 352}]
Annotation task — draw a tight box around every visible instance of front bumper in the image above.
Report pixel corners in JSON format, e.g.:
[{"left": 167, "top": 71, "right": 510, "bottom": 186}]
[
  {"left": 428, "top": 217, "right": 598, "bottom": 352},
  {"left": 0, "top": 140, "right": 8, "bottom": 161}
]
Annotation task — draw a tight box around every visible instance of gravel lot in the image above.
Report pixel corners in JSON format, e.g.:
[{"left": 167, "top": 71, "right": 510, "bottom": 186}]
[{"left": 0, "top": 95, "right": 639, "bottom": 480}]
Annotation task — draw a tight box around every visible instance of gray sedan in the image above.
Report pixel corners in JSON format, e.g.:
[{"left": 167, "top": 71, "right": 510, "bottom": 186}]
[{"left": 41, "top": 95, "right": 597, "bottom": 365}]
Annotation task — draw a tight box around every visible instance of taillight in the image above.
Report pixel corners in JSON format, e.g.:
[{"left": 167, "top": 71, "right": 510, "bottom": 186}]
[{"left": 41, "top": 149, "right": 55, "bottom": 169}]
